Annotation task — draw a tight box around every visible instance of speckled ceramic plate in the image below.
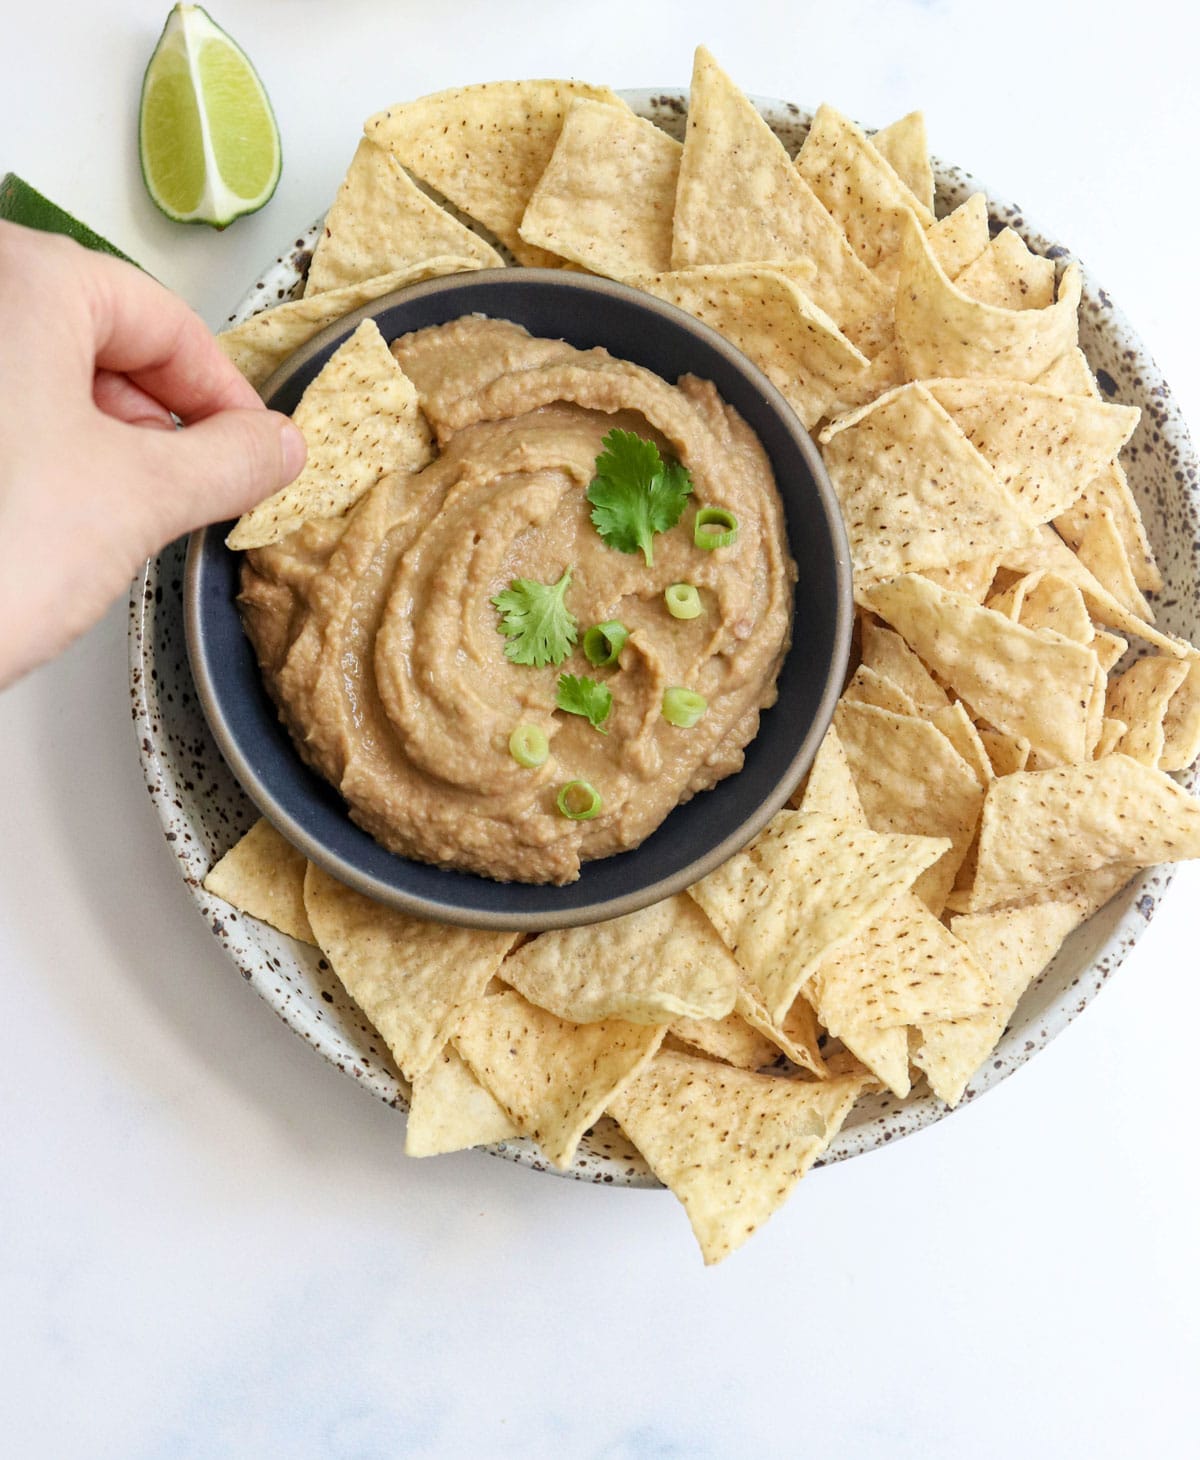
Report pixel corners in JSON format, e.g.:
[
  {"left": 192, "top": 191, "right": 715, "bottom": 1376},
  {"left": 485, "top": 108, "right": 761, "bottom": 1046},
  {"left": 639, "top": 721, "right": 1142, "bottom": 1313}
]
[{"left": 130, "top": 92, "right": 1200, "bottom": 1187}]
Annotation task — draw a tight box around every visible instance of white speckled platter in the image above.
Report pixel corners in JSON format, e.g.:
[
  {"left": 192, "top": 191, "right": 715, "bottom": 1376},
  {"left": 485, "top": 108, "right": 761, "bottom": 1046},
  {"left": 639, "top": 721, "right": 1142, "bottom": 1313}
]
[{"left": 129, "top": 93, "right": 1200, "bottom": 1187}]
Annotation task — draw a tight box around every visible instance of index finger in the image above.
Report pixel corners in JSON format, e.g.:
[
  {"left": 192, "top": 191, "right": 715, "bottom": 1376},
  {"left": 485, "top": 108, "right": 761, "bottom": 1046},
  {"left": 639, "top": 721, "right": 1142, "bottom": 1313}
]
[{"left": 77, "top": 239, "right": 265, "bottom": 422}]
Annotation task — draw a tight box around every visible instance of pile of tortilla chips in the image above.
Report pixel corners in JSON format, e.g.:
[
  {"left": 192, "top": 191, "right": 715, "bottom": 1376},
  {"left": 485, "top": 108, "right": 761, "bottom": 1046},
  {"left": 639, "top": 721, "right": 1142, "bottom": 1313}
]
[{"left": 207, "top": 47, "right": 1200, "bottom": 1263}]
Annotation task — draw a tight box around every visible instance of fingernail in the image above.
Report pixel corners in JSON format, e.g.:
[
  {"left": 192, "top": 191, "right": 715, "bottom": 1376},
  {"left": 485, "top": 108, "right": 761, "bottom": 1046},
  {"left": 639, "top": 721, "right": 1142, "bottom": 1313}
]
[{"left": 279, "top": 420, "right": 308, "bottom": 481}]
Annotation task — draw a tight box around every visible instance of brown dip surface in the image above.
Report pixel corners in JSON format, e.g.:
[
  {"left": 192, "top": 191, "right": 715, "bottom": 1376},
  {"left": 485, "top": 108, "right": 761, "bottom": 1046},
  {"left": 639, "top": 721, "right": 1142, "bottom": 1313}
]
[{"left": 239, "top": 316, "right": 796, "bottom": 884}]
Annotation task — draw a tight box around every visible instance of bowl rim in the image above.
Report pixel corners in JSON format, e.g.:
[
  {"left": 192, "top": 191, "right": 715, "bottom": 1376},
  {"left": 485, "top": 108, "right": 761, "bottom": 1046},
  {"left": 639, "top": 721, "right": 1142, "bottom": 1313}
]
[{"left": 184, "top": 266, "right": 854, "bottom": 930}]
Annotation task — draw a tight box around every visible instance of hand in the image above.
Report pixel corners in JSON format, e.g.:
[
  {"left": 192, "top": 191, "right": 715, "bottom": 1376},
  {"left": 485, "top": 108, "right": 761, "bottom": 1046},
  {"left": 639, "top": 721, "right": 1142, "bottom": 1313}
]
[{"left": 0, "top": 221, "right": 307, "bottom": 687}]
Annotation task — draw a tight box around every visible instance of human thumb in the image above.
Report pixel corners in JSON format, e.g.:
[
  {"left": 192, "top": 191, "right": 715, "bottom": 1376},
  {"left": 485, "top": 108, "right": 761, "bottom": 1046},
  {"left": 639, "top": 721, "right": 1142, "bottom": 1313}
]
[{"left": 132, "top": 407, "right": 307, "bottom": 542}]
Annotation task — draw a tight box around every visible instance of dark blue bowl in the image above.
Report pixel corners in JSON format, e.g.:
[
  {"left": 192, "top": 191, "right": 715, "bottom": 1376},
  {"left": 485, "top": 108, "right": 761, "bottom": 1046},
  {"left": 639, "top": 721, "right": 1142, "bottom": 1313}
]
[{"left": 185, "top": 269, "right": 852, "bottom": 929}]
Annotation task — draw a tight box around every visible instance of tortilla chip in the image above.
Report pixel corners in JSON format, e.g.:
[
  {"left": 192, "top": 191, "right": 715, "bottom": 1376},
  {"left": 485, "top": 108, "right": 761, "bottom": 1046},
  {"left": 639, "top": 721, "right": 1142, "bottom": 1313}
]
[
  {"left": 1091, "top": 630, "right": 1129, "bottom": 674},
  {"left": 977, "top": 727, "right": 1032, "bottom": 777},
  {"left": 689, "top": 809, "right": 949, "bottom": 1022},
  {"left": 871, "top": 111, "right": 935, "bottom": 214},
  {"left": 828, "top": 1019, "right": 913, "bottom": 1099},
  {"left": 819, "top": 383, "right": 1033, "bottom": 585},
  {"left": 862, "top": 574, "right": 1102, "bottom": 765},
  {"left": 789, "top": 723, "right": 867, "bottom": 820},
  {"left": 518, "top": 98, "right": 681, "bottom": 277},
  {"left": 665, "top": 1014, "right": 779, "bottom": 1071},
  {"left": 452, "top": 988, "right": 663, "bottom": 1169},
  {"left": 1105, "top": 656, "right": 1191, "bottom": 767},
  {"left": 1161, "top": 660, "right": 1200, "bottom": 772},
  {"left": 302, "top": 863, "right": 515, "bottom": 1081},
  {"left": 795, "top": 103, "right": 934, "bottom": 270},
  {"left": 217, "top": 255, "right": 490, "bottom": 389},
  {"left": 931, "top": 701, "right": 994, "bottom": 785},
  {"left": 834, "top": 699, "right": 985, "bottom": 914},
  {"left": 734, "top": 982, "right": 828, "bottom": 1077},
  {"left": 842, "top": 664, "right": 919, "bottom": 717},
  {"left": 405, "top": 1044, "right": 520, "bottom": 1156},
  {"left": 912, "top": 897, "right": 1092, "bottom": 1105},
  {"left": 999, "top": 526, "right": 1194, "bottom": 659},
  {"left": 926, "top": 379, "right": 1139, "bottom": 524},
  {"left": 965, "top": 755, "right": 1200, "bottom": 910},
  {"left": 953, "top": 227, "right": 1056, "bottom": 309},
  {"left": 305, "top": 139, "right": 503, "bottom": 298},
  {"left": 917, "top": 554, "right": 1000, "bottom": 604},
  {"left": 895, "top": 213, "right": 1082, "bottom": 381},
  {"left": 608, "top": 1050, "right": 874, "bottom": 1263},
  {"left": 874, "top": 193, "right": 991, "bottom": 301},
  {"left": 202, "top": 819, "right": 315, "bottom": 943},
  {"left": 1094, "top": 718, "right": 1128, "bottom": 758},
  {"left": 989, "top": 571, "right": 1093, "bottom": 645},
  {"left": 670, "top": 48, "right": 889, "bottom": 348},
  {"left": 499, "top": 894, "right": 738, "bottom": 1025},
  {"left": 364, "top": 79, "right": 622, "bottom": 266},
  {"left": 624, "top": 264, "right": 868, "bottom": 428},
  {"left": 1054, "top": 460, "right": 1162, "bottom": 596},
  {"left": 807, "top": 891, "right": 993, "bottom": 1035},
  {"left": 226, "top": 319, "right": 433, "bottom": 550},
  {"left": 1071, "top": 504, "right": 1154, "bottom": 620},
  {"left": 860, "top": 618, "right": 949, "bottom": 713}
]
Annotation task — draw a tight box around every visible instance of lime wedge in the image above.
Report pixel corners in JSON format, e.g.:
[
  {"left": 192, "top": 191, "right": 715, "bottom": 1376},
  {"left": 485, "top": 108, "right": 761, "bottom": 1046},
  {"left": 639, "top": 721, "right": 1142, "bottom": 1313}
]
[
  {"left": 0, "top": 173, "right": 140, "bottom": 265},
  {"left": 138, "top": 4, "right": 281, "bottom": 228}
]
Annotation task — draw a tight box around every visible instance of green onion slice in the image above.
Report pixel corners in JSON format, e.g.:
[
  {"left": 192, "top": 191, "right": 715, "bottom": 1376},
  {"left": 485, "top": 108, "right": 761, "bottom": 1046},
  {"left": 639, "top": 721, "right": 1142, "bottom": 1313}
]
[
  {"left": 694, "top": 507, "right": 739, "bottom": 550},
  {"left": 508, "top": 723, "right": 549, "bottom": 769},
  {"left": 556, "top": 779, "right": 602, "bottom": 820},
  {"left": 582, "top": 620, "right": 629, "bottom": 667},
  {"left": 664, "top": 582, "right": 702, "bottom": 620},
  {"left": 662, "top": 686, "right": 708, "bottom": 729}
]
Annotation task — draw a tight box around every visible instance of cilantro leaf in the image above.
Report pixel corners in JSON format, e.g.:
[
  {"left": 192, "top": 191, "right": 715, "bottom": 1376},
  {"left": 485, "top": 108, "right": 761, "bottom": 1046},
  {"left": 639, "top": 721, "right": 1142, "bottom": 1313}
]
[
  {"left": 586, "top": 429, "right": 694, "bottom": 566},
  {"left": 556, "top": 673, "right": 612, "bottom": 734},
  {"left": 491, "top": 566, "right": 577, "bottom": 667}
]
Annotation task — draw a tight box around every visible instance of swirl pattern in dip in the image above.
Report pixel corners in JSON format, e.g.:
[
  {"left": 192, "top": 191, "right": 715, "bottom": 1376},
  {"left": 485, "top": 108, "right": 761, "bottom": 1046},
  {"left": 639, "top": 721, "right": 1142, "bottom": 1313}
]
[{"left": 239, "top": 316, "right": 796, "bottom": 884}]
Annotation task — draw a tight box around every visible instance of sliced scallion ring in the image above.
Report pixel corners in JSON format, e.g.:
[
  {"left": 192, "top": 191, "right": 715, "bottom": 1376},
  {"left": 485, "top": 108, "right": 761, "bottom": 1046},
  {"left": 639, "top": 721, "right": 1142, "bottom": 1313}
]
[
  {"left": 664, "top": 582, "right": 702, "bottom": 620},
  {"left": 693, "top": 507, "right": 739, "bottom": 550},
  {"left": 508, "top": 723, "right": 549, "bottom": 769},
  {"left": 662, "top": 686, "right": 708, "bottom": 729},
  {"left": 556, "top": 779, "right": 602, "bottom": 820},
  {"left": 582, "top": 620, "right": 629, "bottom": 667}
]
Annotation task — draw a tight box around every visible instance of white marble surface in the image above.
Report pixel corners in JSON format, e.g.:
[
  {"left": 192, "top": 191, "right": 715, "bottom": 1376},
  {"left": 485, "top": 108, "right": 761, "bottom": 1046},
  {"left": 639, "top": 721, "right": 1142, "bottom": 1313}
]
[{"left": 2, "top": 2, "right": 1198, "bottom": 1455}]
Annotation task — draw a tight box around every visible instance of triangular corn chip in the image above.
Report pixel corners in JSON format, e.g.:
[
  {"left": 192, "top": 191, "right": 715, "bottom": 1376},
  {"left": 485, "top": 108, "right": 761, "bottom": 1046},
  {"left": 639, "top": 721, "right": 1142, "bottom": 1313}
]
[
  {"left": 305, "top": 138, "right": 502, "bottom": 297},
  {"left": 302, "top": 863, "right": 515, "bottom": 1081},
  {"left": 1161, "top": 660, "right": 1200, "bottom": 772},
  {"left": 819, "top": 383, "right": 1034, "bottom": 585},
  {"left": 1054, "top": 460, "right": 1162, "bottom": 596},
  {"left": 931, "top": 701, "right": 994, "bottom": 785},
  {"left": 671, "top": 48, "right": 889, "bottom": 347},
  {"left": 862, "top": 574, "right": 1102, "bottom": 765},
  {"left": 834, "top": 699, "right": 985, "bottom": 913},
  {"left": 1071, "top": 505, "right": 1154, "bottom": 620},
  {"left": 227, "top": 319, "right": 433, "bottom": 550},
  {"left": 734, "top": 981, "right": 828, "bottom": 1077},
  {"left": 871, "top": 111, "right": 935, "bottom": 214},
  {"left": 665, "top": 1014, "right": 779, "bottom": 1071},
  {"left": 1105, "top": 656, "right": 1191, "bottom": 767},
  {"left": 807, "top": 891, "right": 994, "bottom": 1033},
  {"left": 624, "top": 264, "right": 868, "bottom": 427},
  {"left": 203, "top": 819, "right": 315, "bottom": 944},
  {"left": 500, "top": 894, "right": 738, "bottom": 1025},
  {"left": 895, "top": 213, "right": 1082, "bottom": 381},
  {"left": 217, "top": 255, "right": 490, "bottom": 389},
  {"left": 688, "top": 809, "right": 949, "bottom": 1022},
  {"left": 912, "top": 897, "right": 1090, "bottom": 1105},
  {"left": 918, "top": 554, "right": 1001, "bottom": 603},
  {"left": 608, "top": 1050, "right": 874, "bottom": 1263},
  {"left": 926, "top": 379, "right": 1139, "bottom": 524},
  {"left": 662, "top": 1016, "right": 782, "bottom": 1074},
  {"left": 977, "top": 726, "right": 1032, "bottom": 777},
  {"left": 453, "top": 989, "right": 664, "bottom": 1169},
  {"left": 518, "top": 98, "right": 681, "bottom": 277},
  {"left": 860, "top": 618, "right": 949, "bottom": 713},
  {"left": 405, "top": 1045, "right": 520, "bottom": 1157},
  {"left": 965, "top": 756, "right": 1200, "bottom": 910},
  {"left": 795, "top": 103, "right": 934, "bottom": 270},
  {"left": 364, "top": 79, "right": 622, "bottom": 265},
  {"left": 987, "top": 571, "right": 1093, "bottom": 644},
  {"left": 842, "top": 664, "right": 919, "bottom": 717},
  {"left": 953, "top": 227, "right": 1056, "bottom": 309}
]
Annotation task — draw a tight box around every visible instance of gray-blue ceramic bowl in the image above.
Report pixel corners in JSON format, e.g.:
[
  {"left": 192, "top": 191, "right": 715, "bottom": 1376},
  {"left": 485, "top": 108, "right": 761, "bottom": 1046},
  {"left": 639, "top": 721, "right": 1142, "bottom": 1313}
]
[{"left": 185, "top": 269, "right": 852, "bottom": 930}]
